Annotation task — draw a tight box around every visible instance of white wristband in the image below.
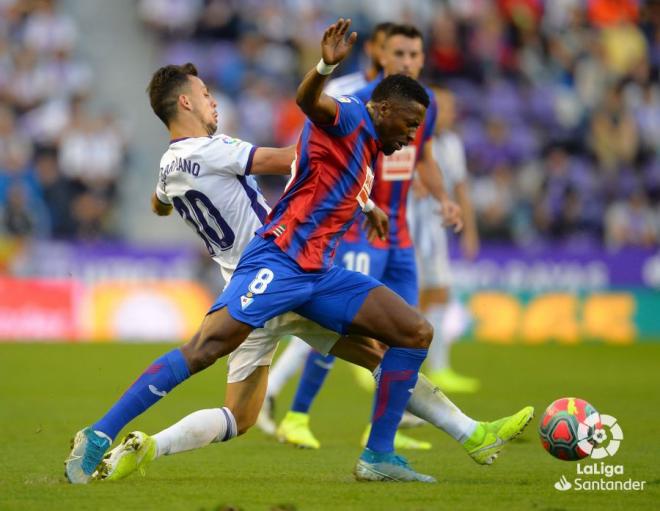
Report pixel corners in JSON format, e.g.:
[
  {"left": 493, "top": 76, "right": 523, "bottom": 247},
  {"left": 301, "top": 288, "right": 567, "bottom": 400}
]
[
  {"left": 316, "top": 59, "right": 338, "bottom": 76},
  {"left": 362, "top": 199, "right": 375, "bottom": 213}
]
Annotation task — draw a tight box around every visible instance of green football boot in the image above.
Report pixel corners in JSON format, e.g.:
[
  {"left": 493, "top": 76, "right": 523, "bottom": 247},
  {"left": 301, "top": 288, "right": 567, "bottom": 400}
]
[
  {"left": 464, "top": 406, "right": 535, "bottom": 465},
  {"left": 276, "top": 411, "right": 320, "bottom": 449},
  {"left": 94, "top": 431, "right": 157, "bottom": 481}
]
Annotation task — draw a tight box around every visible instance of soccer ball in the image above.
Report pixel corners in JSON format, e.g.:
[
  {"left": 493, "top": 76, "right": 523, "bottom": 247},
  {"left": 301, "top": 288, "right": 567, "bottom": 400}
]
[{"left": 538, "top": 397, "right": 599, "bottom": 461}]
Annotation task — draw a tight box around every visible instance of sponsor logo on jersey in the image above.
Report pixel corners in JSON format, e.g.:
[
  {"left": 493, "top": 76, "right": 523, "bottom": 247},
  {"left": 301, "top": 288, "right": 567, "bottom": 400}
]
[{"left": 382, "top": 146, "right": 416, "bottom": 181}]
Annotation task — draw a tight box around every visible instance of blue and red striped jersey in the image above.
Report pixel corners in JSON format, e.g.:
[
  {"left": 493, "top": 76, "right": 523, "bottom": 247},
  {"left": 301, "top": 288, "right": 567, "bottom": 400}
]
[
  {"left": 343, "top": 78, "right": 437, "bottom": 249},
  {"left": 257, "top": 96, "right": 380, "bottom": 271}
]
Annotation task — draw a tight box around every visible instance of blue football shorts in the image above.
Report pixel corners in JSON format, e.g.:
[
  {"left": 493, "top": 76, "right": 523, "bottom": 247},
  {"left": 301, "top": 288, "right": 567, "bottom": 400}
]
[
  {"left": 334, "top": 239, "right": 419, "bottom": 307},
  {"left": 210, "top": 236, "right": 383, "bottom": 334}
]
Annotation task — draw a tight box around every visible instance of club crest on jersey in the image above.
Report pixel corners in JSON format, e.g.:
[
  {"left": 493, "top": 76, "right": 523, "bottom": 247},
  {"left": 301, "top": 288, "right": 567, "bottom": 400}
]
[{"left": 240, "top": 293, "right": 254, "bottom": 310}]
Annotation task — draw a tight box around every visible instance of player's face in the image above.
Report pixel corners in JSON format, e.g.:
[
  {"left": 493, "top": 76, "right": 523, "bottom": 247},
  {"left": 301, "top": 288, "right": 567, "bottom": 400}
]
[
  {"left": 365, "top": 30, "right": 387, "bottom": 72},
  {"left": 187, "top": 76, "right": 218, "bottom": 135},
  {"left": 381, "top": 35, "right": 424, "bottom": 79},
  {"left": 374, "top": 99, "right": 426, "bottom": 155}
]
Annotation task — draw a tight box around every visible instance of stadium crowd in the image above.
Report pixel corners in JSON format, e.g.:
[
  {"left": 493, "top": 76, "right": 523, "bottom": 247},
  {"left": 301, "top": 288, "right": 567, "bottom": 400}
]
[
  {"left": 1, "top": 0, "right": 659, "bottom": 250},
  {"left": 0, "top": 0, "right": 127, "bottom": 241},
  {"left": 140, "top": 0, "right": 660, "bottom": 250}
]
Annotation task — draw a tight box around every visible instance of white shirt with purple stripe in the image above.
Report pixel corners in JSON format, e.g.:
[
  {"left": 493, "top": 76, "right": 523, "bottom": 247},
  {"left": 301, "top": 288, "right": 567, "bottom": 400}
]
[{"left": 156, "top": 134, "right": 269, "bottom": 280}]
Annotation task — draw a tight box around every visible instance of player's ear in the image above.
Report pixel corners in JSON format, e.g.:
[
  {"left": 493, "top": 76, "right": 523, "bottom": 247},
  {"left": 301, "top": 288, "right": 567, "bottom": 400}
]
[
  {"left": 377, "top": 100, "right": 391, "bottom": 119},
  {"left": 178, "top": 93, "right": 193, "bottom": 112},
  {"left": 379, "top": 53, "right": 387, "bottom": 69}
]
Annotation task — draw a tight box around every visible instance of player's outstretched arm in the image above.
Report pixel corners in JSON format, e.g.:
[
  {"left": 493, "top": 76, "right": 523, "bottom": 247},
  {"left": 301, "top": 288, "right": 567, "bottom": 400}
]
[
  {"left": 417, "top": 143, "right": 464, "bottom": 232},
  {"left": 151, "top": 193, "right": 172, "bottom": 216},
  {"left": 250, "top": 145, "right": 296, "bottom": 175},
  {"left": 296, "top": 18, "right": 357, "bottom": 125}
]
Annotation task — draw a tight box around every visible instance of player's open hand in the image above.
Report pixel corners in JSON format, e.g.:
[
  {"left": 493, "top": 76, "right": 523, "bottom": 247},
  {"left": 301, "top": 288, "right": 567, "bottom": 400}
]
[
  {"left": 321, "top": 18, "right": 357, "bottom": 65},
  {"left": 363, "top": 206, "right": 389, "bottom": 242}
]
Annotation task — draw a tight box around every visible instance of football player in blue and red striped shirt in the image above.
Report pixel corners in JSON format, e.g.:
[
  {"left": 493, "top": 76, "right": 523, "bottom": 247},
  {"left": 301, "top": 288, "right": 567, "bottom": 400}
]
[
  {"left": 276, "top": 24, "right": 464, "bottom": 448},
  {"left": 67, "top": 18, "right": 440, "bottom": 483}
]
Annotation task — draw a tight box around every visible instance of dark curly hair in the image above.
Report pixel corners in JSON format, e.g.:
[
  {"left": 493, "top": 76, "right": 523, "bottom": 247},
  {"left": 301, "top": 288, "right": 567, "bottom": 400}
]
[
  {"left": 371, "top": 74, "right": 429, "bottom": 109},
  {"left": 147, "top": 63, "right": 198, "bottom": 127}
]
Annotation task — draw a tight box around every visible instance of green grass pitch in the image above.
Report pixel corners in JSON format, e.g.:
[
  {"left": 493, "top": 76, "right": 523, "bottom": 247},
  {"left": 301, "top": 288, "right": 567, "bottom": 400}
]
[{"left": 1, "top": 342, "right": 659, "bottom": 511}]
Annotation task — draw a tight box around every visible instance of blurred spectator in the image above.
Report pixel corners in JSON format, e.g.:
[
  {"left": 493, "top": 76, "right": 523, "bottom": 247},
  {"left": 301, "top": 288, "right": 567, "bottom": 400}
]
[
  {"left": 1, "top": 182, "right": 47, "bottom": 239},
  {"left": 0, "top": 0, "right": 127, "bottom": 245},
  {"left": 3, "top": 0, "right": 658, "bottom": 251},
  {"left": 33, "top": 151, "right": 73, "bottom": 238},
  {"left": 605, "top": 190, "right": 659, "bottom": 249},
  {"left": 22, "top": 0, "right": 77, "bottom": 55},
  {"left": 58, "top": 99, "right": 125, "bottom": 200},
  {"left": 472, "top": 164, "right": 516, "bottom": 240},
  {"left": 137, "top": 0, "right": 659, "bottom": 249}
]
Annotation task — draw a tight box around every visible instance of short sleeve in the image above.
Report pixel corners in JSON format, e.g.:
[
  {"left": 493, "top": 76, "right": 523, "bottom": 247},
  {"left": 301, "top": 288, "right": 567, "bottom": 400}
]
[
  {"left": 421, "top": 93, "right": 437, "bottom": 143},
  {"left": 155, "top": 174, "right": 171, "bottom": 204},
  {"left": 204, "top": 134, "right": 258, "bottom": 176},
  {"left": 317, "top": 96, "right": 363, "bottom": 137},
  {"left": 450, "top": 136, "right": 468, "bottom": 183}
]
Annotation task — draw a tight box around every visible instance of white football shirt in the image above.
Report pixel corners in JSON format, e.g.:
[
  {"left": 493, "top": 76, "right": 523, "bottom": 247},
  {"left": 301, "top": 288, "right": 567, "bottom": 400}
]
[
  {"left": 155, "top": 134, "right": 270, "bottom": 279},
  {"left": 431, "top": 130, "right": 467, "bottom": 193},
  {"left": 324, "top": 71, "right": 369, "bottom": 98}
]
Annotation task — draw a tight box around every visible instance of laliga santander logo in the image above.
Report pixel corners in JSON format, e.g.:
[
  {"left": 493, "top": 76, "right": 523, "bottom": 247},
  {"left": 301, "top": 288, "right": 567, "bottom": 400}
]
[{"left": 578, "top": 413, "right": 624, "bottom": 459}]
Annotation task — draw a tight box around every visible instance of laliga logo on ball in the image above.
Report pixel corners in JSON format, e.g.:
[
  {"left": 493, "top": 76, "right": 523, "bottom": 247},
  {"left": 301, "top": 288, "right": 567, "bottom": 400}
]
[
  {"left": 577, "top": 413, "right": 623, "bottom": 459},
  {"left": 539, "top": 398, "right": 623, "bottom": 461}
]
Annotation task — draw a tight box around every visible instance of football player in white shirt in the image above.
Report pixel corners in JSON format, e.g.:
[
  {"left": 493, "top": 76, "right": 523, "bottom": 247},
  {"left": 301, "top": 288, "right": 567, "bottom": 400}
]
[
  {"left": 409, "top": 88, "right": 481, "bottom": 393},
  {"left": 81, "top": 63, "right": 532, "bottom": 484}
]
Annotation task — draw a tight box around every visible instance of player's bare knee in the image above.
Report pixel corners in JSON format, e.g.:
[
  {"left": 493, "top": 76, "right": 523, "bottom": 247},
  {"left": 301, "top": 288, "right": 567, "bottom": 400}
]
[
  {"left": 409, "top": 316, "right": 433, "bottom": 349},
  {"left": 181, "top": 340, "right": 224, "bottom": 373}
]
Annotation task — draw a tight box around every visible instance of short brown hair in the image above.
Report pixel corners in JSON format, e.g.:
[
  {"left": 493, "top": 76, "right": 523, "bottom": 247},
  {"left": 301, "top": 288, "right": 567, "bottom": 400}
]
[
  {"left": 147, "top": 63, "right": 198, "bottom": 127},
  {"left": 385, "top": 24, "right": 424, "bottom": 44}
]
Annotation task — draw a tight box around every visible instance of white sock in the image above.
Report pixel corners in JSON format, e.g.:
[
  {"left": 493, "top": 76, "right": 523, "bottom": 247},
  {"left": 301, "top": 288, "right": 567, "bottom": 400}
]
[
  {"left": 406, "top": 374, "right": 477, "bottom": 443},
  {"left": 153, "top": 407, "right": 237, "bottom": 457},
  {"left": 267, "top": 336, "right": 311, "bottom": 398},
  {"left": 425, "top": 304, "right": 449, "bottom": 372}
]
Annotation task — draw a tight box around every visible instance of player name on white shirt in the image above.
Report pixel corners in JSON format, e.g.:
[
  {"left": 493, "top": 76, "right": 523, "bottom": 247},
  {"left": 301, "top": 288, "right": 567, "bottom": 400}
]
[{"left": 156, "top": 134, "right": 270, "bottom": 280}]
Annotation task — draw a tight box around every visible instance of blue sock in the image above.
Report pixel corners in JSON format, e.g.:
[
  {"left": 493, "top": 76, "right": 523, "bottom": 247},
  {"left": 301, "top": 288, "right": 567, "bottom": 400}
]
[
  {"left": 92, "top": 348, "right": 190, "bottom": 440},
  {"left": 366, "top": 347, "right": 427, "bottom": 454},
  {"left": 291, "top": 351, "right": 335, "bottom": 414}
]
